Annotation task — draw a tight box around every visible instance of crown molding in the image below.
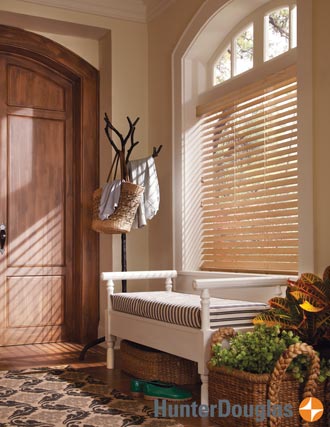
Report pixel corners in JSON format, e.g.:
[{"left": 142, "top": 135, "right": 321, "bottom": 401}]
[
  {"left": 19, "top": 0, "right": 148, "bottom": 23},
  {"left": 18, "top": 0, "right": 175, "bottom": 23},
  {"left": 144, "top": 0, "right": 175, "bottom": 22}
]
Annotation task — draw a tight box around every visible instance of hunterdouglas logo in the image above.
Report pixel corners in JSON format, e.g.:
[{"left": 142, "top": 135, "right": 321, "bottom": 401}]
[
  {"left": 299, "top": 397, "right": 324, "bottom": 422},
  {"left": 154, "top": 399, "right": 293, "bottom": 422}
]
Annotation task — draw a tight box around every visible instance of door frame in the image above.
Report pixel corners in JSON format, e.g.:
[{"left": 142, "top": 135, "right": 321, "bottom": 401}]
[{"left": 0, "top": 24, "right": 99, "bottom": 344}]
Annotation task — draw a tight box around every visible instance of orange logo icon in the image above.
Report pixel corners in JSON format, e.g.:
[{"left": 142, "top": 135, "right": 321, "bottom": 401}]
[{"left": 299, "top": 397, "right": 324, "bottom": 422}]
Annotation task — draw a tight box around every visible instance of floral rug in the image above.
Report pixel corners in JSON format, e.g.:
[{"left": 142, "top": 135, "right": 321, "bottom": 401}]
[{"left": 0, "top": 366, "right": 183, "bottom": 426}]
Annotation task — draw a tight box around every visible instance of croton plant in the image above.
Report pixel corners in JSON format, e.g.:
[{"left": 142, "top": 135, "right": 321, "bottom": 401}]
[{"left": 253, "top": 266, "right": 330, "bottom": 347}]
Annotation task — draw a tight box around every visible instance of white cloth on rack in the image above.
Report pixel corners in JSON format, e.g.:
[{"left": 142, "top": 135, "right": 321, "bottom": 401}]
[
  {"left": 98, "top": 179, "right": 122, "bottom": 220},
  {"left": 128, "top": 156, "right": 160, "bottom": 228}
]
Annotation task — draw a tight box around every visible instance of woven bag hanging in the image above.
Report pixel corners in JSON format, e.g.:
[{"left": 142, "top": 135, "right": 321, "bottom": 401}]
[{"left": 92, "top": 152, "right": 144, "bottom": 234}]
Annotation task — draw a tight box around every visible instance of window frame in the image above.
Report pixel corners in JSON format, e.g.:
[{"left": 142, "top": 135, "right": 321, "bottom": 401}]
[
  {"left": 264, "top": 5, "right": 294, "bottom": 62},
  {"left": 172, "top": 0, "right": 313, "bottom": 277},
  {"left": 209, "top": 0, "right": 297, "bottom": 89}
]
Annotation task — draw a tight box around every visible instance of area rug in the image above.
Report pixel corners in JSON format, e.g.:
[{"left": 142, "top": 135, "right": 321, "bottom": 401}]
[{"left": 0, "top": 366, "right": 183, "bottom": 426}]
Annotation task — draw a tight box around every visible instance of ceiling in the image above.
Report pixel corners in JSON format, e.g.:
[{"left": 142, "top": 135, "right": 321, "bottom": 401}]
[{"left": 18, "top": 0, "right": 176, "bottom": 23}]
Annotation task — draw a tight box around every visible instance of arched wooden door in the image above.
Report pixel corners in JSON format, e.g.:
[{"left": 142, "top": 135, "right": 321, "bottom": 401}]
[{"left": 0, "top": 25, "right": 99, "bottom": 345}]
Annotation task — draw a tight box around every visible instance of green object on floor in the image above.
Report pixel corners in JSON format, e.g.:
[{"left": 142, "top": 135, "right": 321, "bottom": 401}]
[
  {"left": 130, "top": 379, "right": 174, "bottom": 396},
  {"left": 130, "top": 378, "right": 192, "bottom": 401}
]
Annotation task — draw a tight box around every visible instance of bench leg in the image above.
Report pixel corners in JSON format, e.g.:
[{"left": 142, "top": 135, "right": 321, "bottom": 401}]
[
  {"left": 106, "top": 335, "right": 116, "bottom": 369},
  {"left": 200, "top": 373, "right": 209, "bottom": 406}
]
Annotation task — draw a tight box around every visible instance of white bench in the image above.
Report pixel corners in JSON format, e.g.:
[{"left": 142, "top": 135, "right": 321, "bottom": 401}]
[{"left": 102, "top": 270, "right": 285, "bottom": 405}]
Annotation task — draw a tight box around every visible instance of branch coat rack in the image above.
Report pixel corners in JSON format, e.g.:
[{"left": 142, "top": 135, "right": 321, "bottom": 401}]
[
  {"left": 80, "top": 114, "right": 162, "bottom": 360},
  {"left": 103, "top": 112, "right": 162, "bottom": 291}
]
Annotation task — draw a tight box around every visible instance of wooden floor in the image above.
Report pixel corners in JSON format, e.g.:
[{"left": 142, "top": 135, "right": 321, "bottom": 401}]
[{"left": 0, "top": 342, "right": 215, "bottom": 427}]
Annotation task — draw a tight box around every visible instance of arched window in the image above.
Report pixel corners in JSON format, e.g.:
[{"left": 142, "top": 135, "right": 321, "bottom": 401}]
[
  {"left": 172, "top": 0, "right": 313, "bottom": 278},
  {"left": 265, "top": 5, "right": 297, "bottom": 60},
  {"left": 213, "top": 4, "right": 297, "bottom": 86}
]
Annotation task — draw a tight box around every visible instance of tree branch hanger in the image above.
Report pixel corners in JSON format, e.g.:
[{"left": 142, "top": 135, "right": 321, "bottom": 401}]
[
  {"left": 103, "top": 113, "right": 162, "bottom": 292},
  {"left": 104, "top": 113, "right": 162, "bottom": 177},
  {"left": 80, "top": 114, "right": 162, "bottom": 361}
]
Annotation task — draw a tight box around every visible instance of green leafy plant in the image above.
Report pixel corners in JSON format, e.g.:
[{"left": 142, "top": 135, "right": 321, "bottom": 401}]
[
  {"left": 253, "top": 266, "right": 330, "bottom": 346},
  {"left": 210, "top": 324, "right": 330, "bottom": 383}
]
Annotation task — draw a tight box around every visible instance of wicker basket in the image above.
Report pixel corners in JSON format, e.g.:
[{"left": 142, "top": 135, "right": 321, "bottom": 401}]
[
  {"left": 120, "top": 340, "right": 199, "bottom": 385},
  {"left": 209, "top": 366, "right": 327, "bottom": 427},
  {"left": 209, "top": 328, "right": 328, "bottom": 427},
  {"left": 91, "top": 181, "right": 144, "bottom": 234}
]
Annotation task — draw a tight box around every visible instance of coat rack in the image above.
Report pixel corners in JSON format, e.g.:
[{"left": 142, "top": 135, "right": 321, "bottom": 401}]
[
  {"left": 79, "top": 114, "right": 162, "bottom": 360},
  {"left": 103, "top": 113, "right": 162, "bottom": 292}
]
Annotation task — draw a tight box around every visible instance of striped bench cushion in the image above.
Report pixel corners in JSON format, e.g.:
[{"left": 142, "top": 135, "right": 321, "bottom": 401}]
[{"left": 111, "top": 291, "right": 268, "bottom": 329}]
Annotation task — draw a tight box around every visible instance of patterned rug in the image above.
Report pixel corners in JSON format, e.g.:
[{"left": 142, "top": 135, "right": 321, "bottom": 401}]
[{"left": 0, "top": 366, "right": 183, "bottom": 426}]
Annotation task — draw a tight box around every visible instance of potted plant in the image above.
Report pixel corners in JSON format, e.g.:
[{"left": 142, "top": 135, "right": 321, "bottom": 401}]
[
  {"left": 208, "top": 267, "right": 330, "bottom": 426},
  {"left": 253, "top": 266, "right": 330, "bottom": 358},
  {"left": 209, "top": 325, "right": 328, "bottom": 427}
]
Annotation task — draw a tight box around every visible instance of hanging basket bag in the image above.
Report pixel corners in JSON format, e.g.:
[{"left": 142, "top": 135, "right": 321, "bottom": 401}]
[{"left": 92, "top": 152, "right": 144, "bottom": 234}]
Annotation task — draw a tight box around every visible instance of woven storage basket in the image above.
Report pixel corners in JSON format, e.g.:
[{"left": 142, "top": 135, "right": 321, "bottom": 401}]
[
  {"left": 92, "top": 181, "right": 144, "bottom": 234},
  {"left": 209, "top": 366, "right": 327, "bottom": 427},
  {"left": 209, "top": 328, "right": 328, "bottom": 427},
  {"left": 120, "top": 340, "right": 199, "bottom": 385}
]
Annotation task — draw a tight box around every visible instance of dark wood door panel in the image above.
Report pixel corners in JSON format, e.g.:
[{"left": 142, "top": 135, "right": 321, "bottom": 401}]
[
  {"left": 7, "top": 63, "right": 65, "bottom": 111},
  {"left": 8, "top": 115, "right": 66, "bottom": 268},
  {"left": 0, "top": 52, "right": 73, "bottom": 345},
  {"left": 6, "top": 276, "right": 64, "bottom": 328},
  {"left": 0, "top": 25, "right": 99, "bottom": 345}
]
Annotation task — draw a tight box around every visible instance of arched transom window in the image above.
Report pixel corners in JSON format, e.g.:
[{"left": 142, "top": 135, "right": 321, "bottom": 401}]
[{"left": 213, "top": 4, "right": 297, "bottom": 86}]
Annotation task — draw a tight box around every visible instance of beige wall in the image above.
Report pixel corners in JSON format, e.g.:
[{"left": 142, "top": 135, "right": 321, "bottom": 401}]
[
  {"left": 313, "top": 0, "right": 330, "bottom": 275},
  {"left": 35, "top": 31, "right": 99, "bottom": 69},
  {"left": 147, "top": 0, "right": 204, "bottom": 272}
]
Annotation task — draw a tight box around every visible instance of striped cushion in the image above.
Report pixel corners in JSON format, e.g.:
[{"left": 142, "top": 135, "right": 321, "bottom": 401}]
[{"left": 111, "top": 291, "right": 268, "bottom": 329}]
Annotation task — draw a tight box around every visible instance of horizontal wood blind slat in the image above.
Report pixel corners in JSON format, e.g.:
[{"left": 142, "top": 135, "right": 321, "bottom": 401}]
[
  {"left": 201, "top": 119, "right": 297, "bottom": 149},
  {"left": 197, "top": 66, "right": 297, "bottom": 117},
  {"left": 202, "top": 208, "right": 298, "bottom": 223},
  {"left": 202, "top": 170, "right": 297, "bottom": 197},
  {"left": 201, "top": 133, "right": 297, "bottom": 161},
  {"left": 201, "top": 261, "right": 298, "bottom": 273},
  {"left": 201, "top": 270, "right": 298, "bottom": 275},
  {"left": 202, "top": 253, "right": 298, "bottom": 261},
  {"left": 202, "top": 230, "right": 298, "bottom": 239},
  {"left": 202, "top": 219, "right": 299, "bottom": 233},
  {"left": 201, "top": 161, "right": 297, "bottom": 188},
  {"left": 202, "top": 239, "right": 299, "bottom": 249},
  {"left": 202, "top": 155, "right": 298, "bottom": 183},
  {"left": 202, "top": 225, "right": 298, "bottom": 238},
  {"left": 202, "top": 146, "right": 297, "bottom": 174},
  {"left": 202, "top": 194, "right": 298, "bottom": 213},
  {"left": 201, "top": 82, "right": 297, "bottom": 121},
  {"left": 199, "top": 67, "right": 298, "bottom": 274},
  {"left": 202, "top": 187, "right": 298, "bottom": 207},
  {"left": 201, "top": 176, "right": 297, "bottom": 199},
  {"left": 200, "top": 95, "right": 297, "bottom": 140},
  {"left": 200, "top": 93, "right": 297, "bottom": 137},
  {"left": 202, "top": 151, "right": 298, "bottom": 176},
  {"left": 200, "top": 100, "right": 297, "bottom": 135}
]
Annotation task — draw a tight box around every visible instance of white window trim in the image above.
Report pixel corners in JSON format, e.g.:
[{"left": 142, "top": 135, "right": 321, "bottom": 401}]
[
  {"left": 210, "top": 0, "right": 296, "bottom": 88},
  {"left": 172, "top": 0, "right": 313, "bottom": 278}
]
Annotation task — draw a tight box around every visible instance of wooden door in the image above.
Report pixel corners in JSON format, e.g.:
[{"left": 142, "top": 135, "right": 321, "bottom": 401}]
[{"left": 0, "top": 54, "right": 74, "bottom": 345}]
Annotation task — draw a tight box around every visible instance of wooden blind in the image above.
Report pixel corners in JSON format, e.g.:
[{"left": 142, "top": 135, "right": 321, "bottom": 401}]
[{"left": 198, "top": 66, "right": 298, "bottom": 274}]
